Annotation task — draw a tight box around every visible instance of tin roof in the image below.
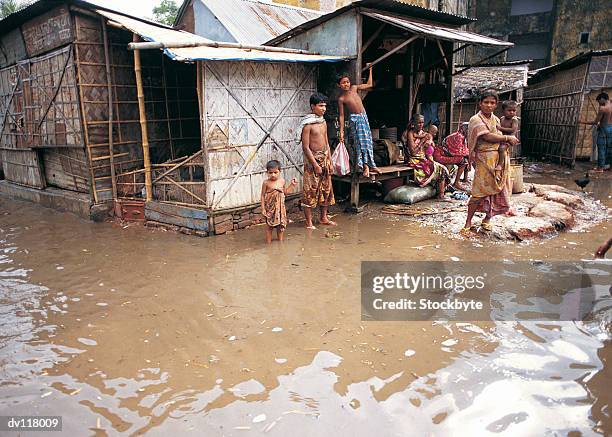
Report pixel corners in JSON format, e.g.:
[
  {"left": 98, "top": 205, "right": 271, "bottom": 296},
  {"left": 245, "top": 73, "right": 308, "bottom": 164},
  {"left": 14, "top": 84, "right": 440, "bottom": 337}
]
[
  {"left": 267, "top": 0, "right": 474, "bottom": 46},
  {"left": 178, "top": 0, "right": 323, "bottom": 45},
  {"left": 454, "top": 63, "right": 529, "bottom": 101},
  {"left": 362, "top": 11, "right": 512, "bottom": 47},
  {"left": 97, "top": 9, "right": 348, "bottom": 63}
]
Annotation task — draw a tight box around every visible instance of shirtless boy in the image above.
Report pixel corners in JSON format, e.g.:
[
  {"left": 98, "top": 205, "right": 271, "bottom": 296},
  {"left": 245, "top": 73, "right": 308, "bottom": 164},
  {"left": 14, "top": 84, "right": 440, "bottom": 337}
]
[
  {"left": 300, "top": 93, "right": 336, "bottom": 229},
  {"left": 581, "top": 92, "right": 612, "bottom": 172},
  {"left": 337, "top": 65, "right": 381, "bottom": 178}
]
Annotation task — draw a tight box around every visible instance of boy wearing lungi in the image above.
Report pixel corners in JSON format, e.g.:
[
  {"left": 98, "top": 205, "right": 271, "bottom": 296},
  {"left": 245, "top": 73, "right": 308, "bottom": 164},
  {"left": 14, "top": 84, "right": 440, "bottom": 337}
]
[
  {"left": 300, "top": 93, "right": 336, "bottom": 229},
  {"left": 337, "top": 65, "right": 381, "bottom": 178},
  {"left": 581, "top": 92, "right": 612, "bottom": 172}
]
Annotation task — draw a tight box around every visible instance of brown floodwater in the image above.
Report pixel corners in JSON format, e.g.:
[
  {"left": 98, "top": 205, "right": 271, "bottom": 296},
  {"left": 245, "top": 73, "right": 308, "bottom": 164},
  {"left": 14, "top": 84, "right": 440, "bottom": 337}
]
[{"left": 0, "top": 164, "right": 610, "bottom": 436}]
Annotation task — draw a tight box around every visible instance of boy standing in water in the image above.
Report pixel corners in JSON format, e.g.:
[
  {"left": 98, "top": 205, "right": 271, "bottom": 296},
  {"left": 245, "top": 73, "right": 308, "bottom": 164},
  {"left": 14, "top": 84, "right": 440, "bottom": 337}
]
[
  {"left": 261, "top": 160, "right": 297, "bottom": 244},
  {"left": 338, "top": 65, "right": 381, "bottom": 178},
  {"left": 300, "top": 93, "right": 336, "bottom": 229}
]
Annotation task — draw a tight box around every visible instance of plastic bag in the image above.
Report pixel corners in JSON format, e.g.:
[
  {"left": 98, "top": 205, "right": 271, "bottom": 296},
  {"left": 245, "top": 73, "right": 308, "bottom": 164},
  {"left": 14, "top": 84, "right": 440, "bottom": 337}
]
[
  {"left": 383, "top": 184, "right": 436, "bottom": 204},
  {"left": 331, "top": 141, "right": 350, "bottom": 176}
]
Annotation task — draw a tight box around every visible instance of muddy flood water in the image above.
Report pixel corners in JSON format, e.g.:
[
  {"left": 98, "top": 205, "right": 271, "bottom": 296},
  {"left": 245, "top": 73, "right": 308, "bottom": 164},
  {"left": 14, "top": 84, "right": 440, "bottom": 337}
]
[{"left": 0, "top": 166, "right": 611, "bottom": 436}]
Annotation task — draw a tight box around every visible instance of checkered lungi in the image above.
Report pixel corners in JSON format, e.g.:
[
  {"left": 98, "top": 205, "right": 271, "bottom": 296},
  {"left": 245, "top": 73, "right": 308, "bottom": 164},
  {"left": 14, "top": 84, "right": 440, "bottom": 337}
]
[{"left": 349, "top": 112, "right": 377, "bottom": 171}]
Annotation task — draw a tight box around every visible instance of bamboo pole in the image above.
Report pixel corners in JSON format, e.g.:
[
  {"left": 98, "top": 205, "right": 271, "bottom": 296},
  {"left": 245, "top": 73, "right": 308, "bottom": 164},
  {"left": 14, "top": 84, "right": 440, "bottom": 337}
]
[
  {"left": 133, "top": 34, "right": 153, "bottom": 202},
  {"left": 160, "top": 54, "right": 175, "bottom": 159},
  {"left": 102, "top": 18, "right": 117, "bottom": 200},
  {"left": 127, "top": 40, "right": 320, "bottom": 55},
  {"left": 74, "top": 27, "right": 99, "bottom": 203}
]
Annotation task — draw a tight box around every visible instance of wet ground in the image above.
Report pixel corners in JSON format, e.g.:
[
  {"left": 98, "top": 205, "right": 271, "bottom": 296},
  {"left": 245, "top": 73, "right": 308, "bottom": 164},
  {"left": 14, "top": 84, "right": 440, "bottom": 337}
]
[{"left": 0, "top": 163, "right": 610, "bottom": 436}]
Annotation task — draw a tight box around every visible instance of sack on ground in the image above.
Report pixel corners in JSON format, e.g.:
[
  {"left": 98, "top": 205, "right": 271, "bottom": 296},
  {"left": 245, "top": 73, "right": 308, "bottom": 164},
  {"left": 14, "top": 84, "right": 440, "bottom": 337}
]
[
  {"left": 383, "top": 184, "right": 437, "bottom": 204},
  {"left": 332, "top": 141, "right": 350, "bottom": 176}
]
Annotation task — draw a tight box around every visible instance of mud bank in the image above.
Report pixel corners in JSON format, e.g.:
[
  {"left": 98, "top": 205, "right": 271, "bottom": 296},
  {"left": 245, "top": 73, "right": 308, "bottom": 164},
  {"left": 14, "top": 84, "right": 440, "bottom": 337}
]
[{"left": 376, "top": 183, "right": 608, "bottom": 241}]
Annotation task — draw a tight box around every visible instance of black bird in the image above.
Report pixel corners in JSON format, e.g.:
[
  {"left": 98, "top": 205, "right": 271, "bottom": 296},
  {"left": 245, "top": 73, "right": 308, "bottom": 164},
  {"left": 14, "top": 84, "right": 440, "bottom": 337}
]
[{"left": 574, "top": 172, "right": 590, "bottom": 191}]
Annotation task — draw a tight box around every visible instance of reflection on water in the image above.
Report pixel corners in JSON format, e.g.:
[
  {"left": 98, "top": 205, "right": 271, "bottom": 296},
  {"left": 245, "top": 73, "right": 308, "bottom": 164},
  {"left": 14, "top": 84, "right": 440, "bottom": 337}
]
[{"left": 0, "top": 188, "right": 610, "bottom": 435}]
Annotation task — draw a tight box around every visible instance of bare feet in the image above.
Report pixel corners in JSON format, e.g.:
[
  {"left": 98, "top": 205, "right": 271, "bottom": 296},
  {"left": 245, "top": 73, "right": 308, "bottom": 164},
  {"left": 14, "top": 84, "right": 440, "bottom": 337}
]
[
  {"left": 305, "top": 224, "right": 316, "bottom": 230},
  {"left": 363, "top": 165, "right": 370, "bottom": 178},
  {"left": 370, "top": 167, "right": 382, "bottom": 174},
  {"left": 319, "top": 219, "right": 337, "bottom": 226},
  {"left": 459, "top": 226, "right": 475, "bottom": 237}
]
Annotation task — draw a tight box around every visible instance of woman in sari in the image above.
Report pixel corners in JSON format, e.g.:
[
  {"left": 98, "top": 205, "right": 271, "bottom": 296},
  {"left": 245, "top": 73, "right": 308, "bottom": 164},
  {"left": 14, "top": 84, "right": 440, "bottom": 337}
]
[
  {"left": 461, "top": 90, "right": 519, "bottom": 234},
  {"left": 402, "top": 114, "right": 449, "bottom": 199}
]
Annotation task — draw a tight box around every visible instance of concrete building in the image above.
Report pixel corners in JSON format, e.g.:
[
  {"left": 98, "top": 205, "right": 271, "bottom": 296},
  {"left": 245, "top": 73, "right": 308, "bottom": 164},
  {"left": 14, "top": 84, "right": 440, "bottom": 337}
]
[{"left": 466, "top": 0, "right": 611, "bottom": 68}]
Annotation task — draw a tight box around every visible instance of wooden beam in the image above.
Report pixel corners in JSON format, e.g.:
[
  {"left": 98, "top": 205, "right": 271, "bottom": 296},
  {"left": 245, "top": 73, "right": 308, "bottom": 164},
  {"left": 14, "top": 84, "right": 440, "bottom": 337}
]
[
  {"left": 74, "top": 22, "right": 98, "bottom": 203},
  {"left": 436, "top": 40, "right": 449, "bottom": 69},
  {"left": 152, "top": 149, "right": 203, "bottom": 183},
  {"left": 362, "top": 35, "right": 418, "bottom": 72},
  {"left": 133, "top": 35, "right": 153, "bottom": 202},
  {"left": 361, "top": 23, "right": 385, "bottom": 54},
  {"left": 128, "top": 40, "right": 319, "bottom": 56},
  {"left": 444, "top": 42, "right": 454, "bottom": 138},
  {"left": 453, "top": 47, "right": 511, "bottom": 76}
]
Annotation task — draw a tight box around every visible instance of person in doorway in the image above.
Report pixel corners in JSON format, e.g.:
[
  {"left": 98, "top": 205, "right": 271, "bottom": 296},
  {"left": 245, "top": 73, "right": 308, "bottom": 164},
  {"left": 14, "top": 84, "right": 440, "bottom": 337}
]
[
  {"left": 580, "top": 92, "right": 612, "bottom": 172},
  {"left": 300, "top": 93, "right": 336, "bottom": 229},
  {"left": 337, "top": 65, "right": 381, "bottom": 178},
  {"left": 461, "top": 90, "right": 519, "bottom": 235},
  {"left": 403, "top": 114, "right": 450, "bottom": 199},
  {"left": 261, "top": 160, "right": 297, "bottom": 244}
]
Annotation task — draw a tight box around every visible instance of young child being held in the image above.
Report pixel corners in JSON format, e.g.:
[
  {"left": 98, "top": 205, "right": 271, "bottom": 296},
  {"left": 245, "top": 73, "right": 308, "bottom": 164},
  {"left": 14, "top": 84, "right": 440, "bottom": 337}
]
[
  {"left": 424, "top": 124, "right": 438, "bottom": 161},
  {"left": 260, "top": 160, "right": 297, "bottom": 244},
  {"left": 496, "top": 100, "right": 520, "bottom": 176}
]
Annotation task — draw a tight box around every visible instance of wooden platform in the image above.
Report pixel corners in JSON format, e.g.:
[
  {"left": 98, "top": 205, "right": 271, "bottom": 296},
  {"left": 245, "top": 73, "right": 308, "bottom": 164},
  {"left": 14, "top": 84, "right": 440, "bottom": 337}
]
[{"left": 332, "top": 164, "right": 414, "bottom": 211}]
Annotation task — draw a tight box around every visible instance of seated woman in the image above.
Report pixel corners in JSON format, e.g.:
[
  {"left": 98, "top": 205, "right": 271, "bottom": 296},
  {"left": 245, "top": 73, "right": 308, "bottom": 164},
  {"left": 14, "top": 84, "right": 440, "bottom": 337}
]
[
  {"left": 433, "top": 122, "right": 470, "bottom": 189},
  {"left": 401, "top": 114, "right": 449, "bottom": 199}
]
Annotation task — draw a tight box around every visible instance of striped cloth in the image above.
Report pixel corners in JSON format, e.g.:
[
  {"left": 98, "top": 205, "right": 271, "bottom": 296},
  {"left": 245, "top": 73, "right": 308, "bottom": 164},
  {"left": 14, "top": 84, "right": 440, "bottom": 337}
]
[{"left": 349, "top": 112, "right": 377, "bottom": 171}]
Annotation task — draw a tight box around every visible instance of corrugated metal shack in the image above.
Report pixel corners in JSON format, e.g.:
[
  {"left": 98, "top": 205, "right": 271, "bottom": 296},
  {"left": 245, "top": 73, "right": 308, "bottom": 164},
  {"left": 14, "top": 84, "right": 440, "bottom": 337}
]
[
  {"left": 266, "top": 0, "right": 512, "bottom": 208},
  {"left": 522, "top": 50, "right": 612, "bottom": 166},
  {"left": 175, "top": 0, "right": 323, "bottom": 45},
  {"left": 267, "top": 0, "right": 512, "bottom": 135},
  {"left": 0, "top": 0, "right": 345, "bottom": 234}
]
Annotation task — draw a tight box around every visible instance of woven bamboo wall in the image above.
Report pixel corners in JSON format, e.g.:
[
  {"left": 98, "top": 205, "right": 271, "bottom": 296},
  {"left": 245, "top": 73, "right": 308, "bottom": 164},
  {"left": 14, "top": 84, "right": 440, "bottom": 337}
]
[
  {"left": 202, "top": 61, "right": 315, "bottom": 211},
  {"left": 522, "top": 62, "right": 588, "bottom": 165},
  {"left": 0, "top": 43, "right": 85, "bottom": 190},
  {"left": 74, "top": 14, "right": 200, "bottom": 202}
]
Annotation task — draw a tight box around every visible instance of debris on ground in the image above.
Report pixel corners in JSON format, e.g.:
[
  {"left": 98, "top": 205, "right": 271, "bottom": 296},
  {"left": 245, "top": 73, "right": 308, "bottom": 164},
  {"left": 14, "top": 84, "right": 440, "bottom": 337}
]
[{"left": 371, "top": 183, "right": 608, "bottom": 242}]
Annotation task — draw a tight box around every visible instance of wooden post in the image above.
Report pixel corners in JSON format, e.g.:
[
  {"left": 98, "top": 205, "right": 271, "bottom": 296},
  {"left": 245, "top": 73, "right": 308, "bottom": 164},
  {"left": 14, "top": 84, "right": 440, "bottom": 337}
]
[
  {"left": 161, "top": 54, "right": 175, "bottom": 160},
  {"left": 102, "top": 18, "right": 117, "bottom": 201},
  {"left": 133, "top": 34, "right": 153, "bottom": 202},
  {"left": 444, "top": 42, "right": 454, "bottom": 138},
  {"left": 408, "top": 43, "right": 414, "bottom": 119}
]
